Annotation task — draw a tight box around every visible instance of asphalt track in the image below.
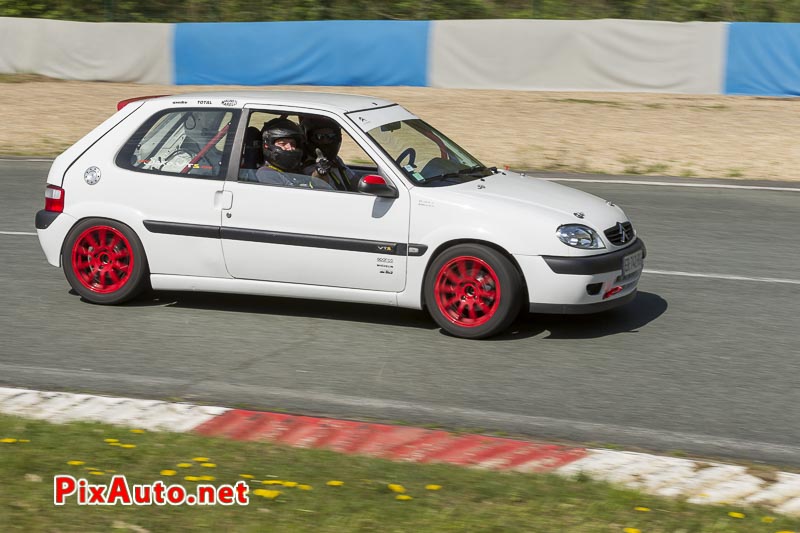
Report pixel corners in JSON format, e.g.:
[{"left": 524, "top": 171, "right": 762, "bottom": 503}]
[{"left": 1, "top": 160, "right": 799, "bottom": 467}]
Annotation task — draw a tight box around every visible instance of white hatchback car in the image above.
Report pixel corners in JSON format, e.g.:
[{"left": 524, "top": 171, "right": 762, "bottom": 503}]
[{"left": 36, "top": 91, "right": 645, "bottom": 339}]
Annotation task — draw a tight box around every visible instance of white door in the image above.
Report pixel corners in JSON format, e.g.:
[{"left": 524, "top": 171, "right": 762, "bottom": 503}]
[{"left": 220, "top": 181, "right": 410, "bottom": 292}]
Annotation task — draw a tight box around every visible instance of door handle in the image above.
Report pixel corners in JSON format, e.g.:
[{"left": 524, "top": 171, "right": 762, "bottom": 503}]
[{"left": 214, "top": 190, "right": 233, "bottom": 210}]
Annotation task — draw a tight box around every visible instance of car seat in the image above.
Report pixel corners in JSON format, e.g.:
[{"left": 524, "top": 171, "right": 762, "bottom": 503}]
[{"left": 241, "top": 126, "right": 264, "bottom": 169}]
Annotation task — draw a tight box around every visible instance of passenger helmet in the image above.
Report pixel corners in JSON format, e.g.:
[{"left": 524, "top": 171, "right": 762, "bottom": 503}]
[{"left": 301, "top": 116, "right": 342, "bottom": 160}]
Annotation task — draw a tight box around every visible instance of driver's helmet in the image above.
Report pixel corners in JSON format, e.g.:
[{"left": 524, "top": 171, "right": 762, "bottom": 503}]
[
  {"left": 301, "top": 116, "right": 342, "bottom": 160},
  {"left": 262, "top": 118, "right": 304, "bottom": 171}
]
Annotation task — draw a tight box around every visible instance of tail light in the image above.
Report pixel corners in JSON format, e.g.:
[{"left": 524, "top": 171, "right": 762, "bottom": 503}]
[{"left": 45, "top": 185, "right": 64, "bottom": 213}]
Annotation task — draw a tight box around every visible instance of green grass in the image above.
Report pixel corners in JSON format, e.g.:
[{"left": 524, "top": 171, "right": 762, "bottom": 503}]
[
  {"left": 693, "top": 103, "right": 730, "bottom": 111},
  {"left": 1, "top": 414, "right": 798, "bottom": 532},
  {"left": 727, "top": 168, "right": 745, "bottom": 178},
  {"left": 553, "top": 98, "right": 627, "bottom": 108},
  {"left": 0, "top": 73, "right": 61, "bottom": 83}
]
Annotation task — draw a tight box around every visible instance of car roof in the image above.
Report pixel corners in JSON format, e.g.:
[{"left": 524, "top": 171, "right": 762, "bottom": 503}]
[{"left": 151, "top": 90, "right": 397, "bottom": 113}]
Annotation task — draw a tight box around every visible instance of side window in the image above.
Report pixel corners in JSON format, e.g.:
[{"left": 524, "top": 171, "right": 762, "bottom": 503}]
[
  {"left": 116, "top": 109, "right": 239, "bottom": 179},
  {"left": 336, "top": 127, "right": 374, "bottom": 170},
  {"left": 237, "top": 110, "right": 382, "bottom": 194}
]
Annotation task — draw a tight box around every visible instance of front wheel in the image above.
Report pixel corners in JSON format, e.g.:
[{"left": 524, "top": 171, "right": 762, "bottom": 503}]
[
  {"left": 62, "top": 218, "right": 149, "bottom": 305},
  {"left": 423, "top": 244, "right": 523, "bottom": 339}
]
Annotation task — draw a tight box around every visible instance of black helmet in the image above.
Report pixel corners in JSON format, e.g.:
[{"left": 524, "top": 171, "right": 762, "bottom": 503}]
[
  {"left": 262, "top": 118, "right": 303, "bottom": 171},
  {"left": 301, "top": 116, "right": 342, "bottom": 160}
]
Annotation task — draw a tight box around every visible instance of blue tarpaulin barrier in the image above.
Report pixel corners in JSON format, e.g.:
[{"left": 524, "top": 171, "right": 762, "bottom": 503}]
[
  {"left": 174, "top": 20, "right": 430, "bottom": 86},
  {"left": 725, "top": 22, "right": 800, "bottom": 96}
]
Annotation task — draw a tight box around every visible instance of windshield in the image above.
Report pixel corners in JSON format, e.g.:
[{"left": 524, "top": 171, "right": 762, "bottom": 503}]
[{"left": 367, "top": 119, "right": 492, "bottom": 186}]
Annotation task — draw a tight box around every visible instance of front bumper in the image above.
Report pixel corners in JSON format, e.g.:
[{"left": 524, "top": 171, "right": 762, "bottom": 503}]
[
  {"left": 516, "top": 238, "right": 646, "bottom": 315},
  {"left": 541, "top": 238, "right": 646, "bottom": 275}
]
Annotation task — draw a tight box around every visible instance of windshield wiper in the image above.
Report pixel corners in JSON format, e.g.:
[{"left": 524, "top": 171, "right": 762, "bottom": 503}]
[{"left": 421, "top": 165, "right": 493, "bottom": 184}]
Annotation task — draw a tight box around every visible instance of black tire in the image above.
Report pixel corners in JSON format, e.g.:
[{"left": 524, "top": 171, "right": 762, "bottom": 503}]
[
  {"left": 423, "top": 243, "right": 523, "bottom": 339},
  {"left": 62, "top": 218, "right": 149, "bottom": 305}
]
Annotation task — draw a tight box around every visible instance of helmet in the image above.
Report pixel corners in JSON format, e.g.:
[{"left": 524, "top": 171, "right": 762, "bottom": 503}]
[
  {"left": 301, "top": 116, "right": 342, "bottom": 160},
  {"left": 262, "top": 118, "right": 304, "bottom": 171}
]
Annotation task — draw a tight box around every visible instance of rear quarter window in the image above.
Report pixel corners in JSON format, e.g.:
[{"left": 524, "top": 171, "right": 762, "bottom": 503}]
[{"left": 116, "top": 108, "right": 240, "bottom": 180}]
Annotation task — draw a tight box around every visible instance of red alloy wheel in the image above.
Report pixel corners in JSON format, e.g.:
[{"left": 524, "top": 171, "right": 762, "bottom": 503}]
[
  {"left": 71, "top": 225, "right": 134, "bottom": 294},
  {"left": 434, "top": 255, "right": 501, "bottom": 327}
]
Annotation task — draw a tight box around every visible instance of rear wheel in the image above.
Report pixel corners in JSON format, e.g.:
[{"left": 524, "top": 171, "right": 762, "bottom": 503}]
[
  {"left": 424, "top": 244, "right": 522, "bottom": 339},
  {"left": 62, "top": 218, "right": 148, "bottom": 305}
]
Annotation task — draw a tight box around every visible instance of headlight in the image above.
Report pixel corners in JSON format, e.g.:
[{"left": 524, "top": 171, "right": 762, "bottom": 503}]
[{"left": 556, "top": 224, "right": 605, "bottom": 249}]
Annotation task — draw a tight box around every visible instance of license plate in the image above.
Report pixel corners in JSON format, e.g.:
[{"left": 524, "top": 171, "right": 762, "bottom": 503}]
[{"left": 622, "top": 249, "right": 643, "bottom": 275}]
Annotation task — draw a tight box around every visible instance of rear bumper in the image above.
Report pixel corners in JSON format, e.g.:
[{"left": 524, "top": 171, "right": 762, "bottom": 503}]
[
  {"left": 35, "top": 210, "right": 76, "bottom": 267},
  {"left": 35, "top": 210, "right": 60, "bottom": 230}
]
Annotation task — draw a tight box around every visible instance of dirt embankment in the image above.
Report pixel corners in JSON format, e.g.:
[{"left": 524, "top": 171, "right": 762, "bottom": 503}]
[{"left": 2, "top": 79, "right": 798, "bottom": 182}]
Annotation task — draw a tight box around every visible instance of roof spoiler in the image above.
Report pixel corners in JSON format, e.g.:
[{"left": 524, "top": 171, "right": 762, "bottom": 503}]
[{"left": 117, "top": 95, "right": 169, "bottom": 111}]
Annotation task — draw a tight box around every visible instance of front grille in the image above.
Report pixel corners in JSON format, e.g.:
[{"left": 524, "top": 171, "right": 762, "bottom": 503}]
[{"left": 604, "top": 221, "right": 635, "bottom": 246}]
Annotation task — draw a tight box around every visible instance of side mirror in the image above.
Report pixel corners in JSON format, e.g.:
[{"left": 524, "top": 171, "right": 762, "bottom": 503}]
[{"left": 357, "top": 175, "right": 398, "bottom": 198}]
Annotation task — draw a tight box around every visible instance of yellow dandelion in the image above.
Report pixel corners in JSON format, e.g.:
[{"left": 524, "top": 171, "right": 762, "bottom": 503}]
[
  {"left": 200, "top": 463, "right": 216, "bottom": 468},
  {"left": 66, "top": 461, "right": 85, "bottom": 466},
  {"left": 109, "top": 442, "right": 122, "bottom": 447},
  {"left": 761, "top": 516, "right": 776, "bottom": 523},
  {"left": 298, "top": 484, "right": 312, "bottom": 491},
  {"left": 262, "top": 480, "right": 284, "bottom": 485},
  {"left": 1, "top": 438, "right": 18, "bottom": 443},
  {"left": 395, "top": 494, "right": 413, "bottom": 501},
  {"left": 634, "top": 506, "right": 651, "bottom": 512},
  {"left": 282, "top": 481, "right": 298, "bottom": 488},
  {"left": 185, "top": 476, "right": 199, "bottom": 482},
  {"left": 160, "top": 470, "right": 177, "bottom": 476},
  {"left": 120, "top": 444, "right": 137, "bottom": 449},
  {"left": 89, "top": 471, "right": 104, "bottom": 476},
  {"left": 192, "top": 457, "right": 209, "bottom": 462},
  {"left": 252, "top": 489, "right": 281, "bottom": 499},
  {"left": 130, "top": 429, "right": 146, "bottom": 434},
  {"left": 177, "top": 463, "right": 192, "bottom": 468},
  {"left": 240, "top": 474, "right": 254, "bottom": 479},
  {"left": 326, "top": 480, "right": 344, "bottom": 487},
  {"left": 104, "top": 438, "right": 119, "bottom": 443},
  {"left": 728, "top": 512, "right": 745, "bottom": 519},
  {"left": 388, "top": 484, "right": 406, "bottom": 493},
  {"left": 775, "top": 531, "right": 796, "bottom": 533},
  {"left": 425, "top": 484, "right": 442, "bottom": 491},
  {"left": 199, "top": 475, "right": 215, "bottom": 481},
  {"left": 18, "top": 439, "right": 30, "bottom": 443},
  {"left": 623, "top": 529, "right": 641, "bottom": 533}
]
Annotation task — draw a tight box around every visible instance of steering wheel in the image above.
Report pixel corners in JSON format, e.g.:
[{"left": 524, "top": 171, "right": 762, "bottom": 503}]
[{"left": 395, "top": 147, "right": 417, "bottom": 168}]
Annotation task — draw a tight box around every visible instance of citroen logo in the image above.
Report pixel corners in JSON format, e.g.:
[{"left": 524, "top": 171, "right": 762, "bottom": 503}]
[{"left": 617, "top": 222, "right": 627, "bottom": 243}]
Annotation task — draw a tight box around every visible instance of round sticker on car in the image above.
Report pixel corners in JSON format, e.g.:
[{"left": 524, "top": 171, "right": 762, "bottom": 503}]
[{"left": 84, "top": 166, "right": 101, "bottom": 185}]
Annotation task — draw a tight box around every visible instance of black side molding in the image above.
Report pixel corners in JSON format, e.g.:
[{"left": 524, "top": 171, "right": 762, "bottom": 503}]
[
  {"left": 143, "top": 220, "right": 221, "bottom": 239},
  {"left": 142, "top": 219, "right": 428, "bottom": 257},
  {"left": 220, "top": 226, "right": 402, "bottom": 255},
  {"left": 542, "top": 238, "right": 646, "bottom": 275},
  {"left": 35, "top": 210, "right": 60, "bottom": 230}
]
